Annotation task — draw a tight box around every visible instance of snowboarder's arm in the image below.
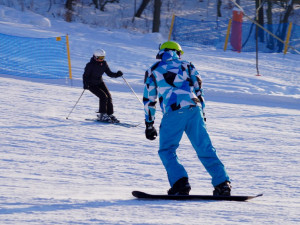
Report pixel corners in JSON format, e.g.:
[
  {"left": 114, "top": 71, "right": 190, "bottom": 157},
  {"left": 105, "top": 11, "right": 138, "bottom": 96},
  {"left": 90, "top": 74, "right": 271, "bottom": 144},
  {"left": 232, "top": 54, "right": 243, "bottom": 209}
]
[
  {"left": 143, "top": 69, "right": 157, "bottom": 123},
  {"left": 189, "top": 63, "right": 205, "bottom": 110}
]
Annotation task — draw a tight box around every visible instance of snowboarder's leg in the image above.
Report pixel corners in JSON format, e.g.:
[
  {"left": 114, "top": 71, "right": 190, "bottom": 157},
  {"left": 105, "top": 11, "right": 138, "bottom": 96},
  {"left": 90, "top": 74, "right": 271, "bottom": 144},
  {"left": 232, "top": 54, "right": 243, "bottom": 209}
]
[
  {"left": 159, "top": 110, "right": 188, "bottom": 187},
  {"left": 185, "top": 107, "right": 230, "bottom": 187}
]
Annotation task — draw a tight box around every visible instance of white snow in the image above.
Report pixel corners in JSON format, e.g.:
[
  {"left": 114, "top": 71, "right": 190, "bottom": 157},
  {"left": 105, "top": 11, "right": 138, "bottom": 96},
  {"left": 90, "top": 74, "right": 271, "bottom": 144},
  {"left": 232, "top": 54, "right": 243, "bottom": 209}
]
[{"left": 0, "top": 3, "right": 300, "bottom": 225}]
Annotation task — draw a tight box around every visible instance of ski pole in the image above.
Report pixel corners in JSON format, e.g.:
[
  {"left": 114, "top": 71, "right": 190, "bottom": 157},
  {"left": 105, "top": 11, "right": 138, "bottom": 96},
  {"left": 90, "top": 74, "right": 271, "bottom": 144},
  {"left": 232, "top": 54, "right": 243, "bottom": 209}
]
[
  {"left": 122, "top": 76, "right": 143, "bottom": 106},
  {"left": 66, "top": 89, "right": 85, "bottom": 119}
]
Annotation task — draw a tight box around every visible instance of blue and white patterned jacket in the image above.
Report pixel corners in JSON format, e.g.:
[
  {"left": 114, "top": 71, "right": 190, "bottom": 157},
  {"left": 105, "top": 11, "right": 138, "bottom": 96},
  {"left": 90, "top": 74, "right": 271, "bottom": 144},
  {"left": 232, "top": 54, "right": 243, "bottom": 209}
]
[{"left": 143, "top": 49, "right": 205, "bottom": 123}]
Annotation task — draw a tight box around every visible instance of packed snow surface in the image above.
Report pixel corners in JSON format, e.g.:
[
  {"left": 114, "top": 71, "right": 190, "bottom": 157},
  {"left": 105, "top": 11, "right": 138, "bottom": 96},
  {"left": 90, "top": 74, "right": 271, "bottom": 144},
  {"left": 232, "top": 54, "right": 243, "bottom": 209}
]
[{"left": 0, "top": 4, "right": 299, "bottom": 225}]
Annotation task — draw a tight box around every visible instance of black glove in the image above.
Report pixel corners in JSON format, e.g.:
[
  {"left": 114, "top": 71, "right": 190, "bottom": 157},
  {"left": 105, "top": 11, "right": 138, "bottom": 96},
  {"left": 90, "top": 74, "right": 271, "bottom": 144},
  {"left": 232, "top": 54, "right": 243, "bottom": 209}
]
[
  {"left": 116, "top": 70, "right": 123, "bottom": 77},
  {"left": 83, "top": 82, "right": 89, "bottom": 90},
  {"left": 145, "top": 121, "right": 157, "bottom": 140}
]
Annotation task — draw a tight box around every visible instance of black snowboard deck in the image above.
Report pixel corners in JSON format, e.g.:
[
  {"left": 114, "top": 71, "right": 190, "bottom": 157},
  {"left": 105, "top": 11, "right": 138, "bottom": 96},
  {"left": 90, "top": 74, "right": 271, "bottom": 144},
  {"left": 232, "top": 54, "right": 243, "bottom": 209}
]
[{"left": 132, "top": 191, "right": 263, "bottom": 201}]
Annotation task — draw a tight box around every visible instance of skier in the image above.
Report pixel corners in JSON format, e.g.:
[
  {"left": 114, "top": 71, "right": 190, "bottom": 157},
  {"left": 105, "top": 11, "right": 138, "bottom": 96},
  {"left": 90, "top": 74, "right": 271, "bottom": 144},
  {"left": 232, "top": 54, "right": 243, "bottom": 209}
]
[
  {"left": 83, "top": 49, "right": 123, "bottom": 123},
  {"left": 143, "top": 41, "right": 231, "bottom": 196}
]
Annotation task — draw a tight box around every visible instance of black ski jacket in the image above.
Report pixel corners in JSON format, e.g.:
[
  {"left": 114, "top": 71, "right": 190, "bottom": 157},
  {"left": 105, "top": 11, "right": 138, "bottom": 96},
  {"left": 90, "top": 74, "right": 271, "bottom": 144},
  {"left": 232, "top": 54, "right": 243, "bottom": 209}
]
[{"left": 83, "top": 57, "right": 119, "bottom": 87}]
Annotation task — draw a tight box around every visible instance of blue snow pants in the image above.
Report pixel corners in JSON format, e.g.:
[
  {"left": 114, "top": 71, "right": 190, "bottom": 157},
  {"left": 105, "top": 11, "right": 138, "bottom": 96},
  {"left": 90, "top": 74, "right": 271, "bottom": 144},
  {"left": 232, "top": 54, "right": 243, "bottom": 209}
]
[{"left": 158, "top": 106, "right": 230, "bottom": 187}]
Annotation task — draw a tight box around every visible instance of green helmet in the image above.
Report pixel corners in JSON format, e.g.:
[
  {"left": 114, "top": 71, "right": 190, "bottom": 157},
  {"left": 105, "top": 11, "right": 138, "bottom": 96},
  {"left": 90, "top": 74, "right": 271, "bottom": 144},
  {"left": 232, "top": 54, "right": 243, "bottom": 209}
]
[{"left": 159, "top": 41, "right": 184, "bottom": 55}]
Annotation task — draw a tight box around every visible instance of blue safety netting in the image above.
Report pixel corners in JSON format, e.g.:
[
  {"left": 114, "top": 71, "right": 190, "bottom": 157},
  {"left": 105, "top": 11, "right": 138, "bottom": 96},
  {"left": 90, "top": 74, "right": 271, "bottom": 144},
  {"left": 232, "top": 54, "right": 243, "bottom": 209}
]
[
  {"left": 0, "top": 33, "right": 69, "bottom": 79},
  {"left": 238, "top": 22, "right": 300, "bottom": 53},
  {"left": 171, "top": 16, "right": 300, "bottom": 54},
  {"left": 289, "top": 23, "right": 300, "bottom": 54},
  {"left": 172, "top": 16, "right": 228, "bottom": 49}
]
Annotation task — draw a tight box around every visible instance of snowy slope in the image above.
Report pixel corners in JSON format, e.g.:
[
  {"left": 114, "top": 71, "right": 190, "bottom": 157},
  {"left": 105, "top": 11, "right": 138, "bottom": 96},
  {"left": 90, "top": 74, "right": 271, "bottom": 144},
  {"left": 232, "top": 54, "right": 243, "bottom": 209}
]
[{"left": 0, "top": 5, "right": 300, "bottom": 225}]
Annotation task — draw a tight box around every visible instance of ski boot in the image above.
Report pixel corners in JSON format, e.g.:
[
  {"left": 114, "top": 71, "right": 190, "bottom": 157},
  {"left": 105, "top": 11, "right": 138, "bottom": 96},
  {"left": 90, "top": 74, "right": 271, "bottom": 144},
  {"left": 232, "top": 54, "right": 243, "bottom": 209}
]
[
  {"left": 108, "top": 114, "right": 119, "bottom": 123},
  {"left": 97, "top": 113, "right": 113, "bottom": 122},
  {"left": 168, "top": 177, "right": 191, "bottom": 195},
  {"left": 213, "top": 181, "right": 232, "bottom": 196}
]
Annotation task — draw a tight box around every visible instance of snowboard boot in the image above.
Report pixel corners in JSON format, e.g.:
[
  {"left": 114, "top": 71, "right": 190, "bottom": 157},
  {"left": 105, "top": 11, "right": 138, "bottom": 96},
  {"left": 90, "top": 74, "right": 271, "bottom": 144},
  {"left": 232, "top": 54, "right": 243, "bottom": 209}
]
[
  {"left": 168, "top": 177, "right": 191, "bottom": 195},
  {"left": 213, "top": 181, "right": 232, "bottom": 196},
  {"left": 108, "top": 114, "right": 119, "bottom": 123},
  {"left": 97, "top": 113, "right": 112, "bottom": 122}
]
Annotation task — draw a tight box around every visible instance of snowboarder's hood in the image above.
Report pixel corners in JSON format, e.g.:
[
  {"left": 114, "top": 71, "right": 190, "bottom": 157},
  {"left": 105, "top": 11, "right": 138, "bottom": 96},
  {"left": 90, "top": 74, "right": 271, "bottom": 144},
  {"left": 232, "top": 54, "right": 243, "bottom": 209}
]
[{"left": 156, "top": 49, "right": 180, "bottom": 62}]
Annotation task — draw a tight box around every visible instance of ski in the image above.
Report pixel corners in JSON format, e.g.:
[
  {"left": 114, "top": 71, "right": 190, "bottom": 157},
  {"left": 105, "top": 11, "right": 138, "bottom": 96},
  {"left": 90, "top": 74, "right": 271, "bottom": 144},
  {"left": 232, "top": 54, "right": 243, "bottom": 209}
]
[
  {"left": 132, "top": 191, "right": 263, "bottom": 201},
  {"left": 85, "top": 118, "right": 139, "bottom": 128}
]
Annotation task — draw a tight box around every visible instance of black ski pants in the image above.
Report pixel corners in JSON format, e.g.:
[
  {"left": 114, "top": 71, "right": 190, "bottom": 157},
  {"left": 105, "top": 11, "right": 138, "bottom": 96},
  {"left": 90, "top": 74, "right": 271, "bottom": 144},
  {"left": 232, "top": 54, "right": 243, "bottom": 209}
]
[{"left": 89, "top": 82, "right": 113, "bottom": 115}]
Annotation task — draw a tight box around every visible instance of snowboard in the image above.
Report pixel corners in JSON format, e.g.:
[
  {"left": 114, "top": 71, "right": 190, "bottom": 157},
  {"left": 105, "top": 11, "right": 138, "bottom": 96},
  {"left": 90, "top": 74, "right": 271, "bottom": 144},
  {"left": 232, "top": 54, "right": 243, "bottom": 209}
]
[
  {"left": 85, "top": 118, "right": 139, "bottom": 128},
  {"left": 132, "top": 191, "right": 263, "bottom": 201}
]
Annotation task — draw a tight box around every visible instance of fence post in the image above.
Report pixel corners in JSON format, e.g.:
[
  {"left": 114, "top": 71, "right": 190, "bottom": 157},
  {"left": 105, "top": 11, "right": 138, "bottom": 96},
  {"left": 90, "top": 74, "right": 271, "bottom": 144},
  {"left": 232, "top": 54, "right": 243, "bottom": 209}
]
[
  {"left": 66, "top": 34, "right": 72, "bottom": 79},
  {"left": 224, "top": 19, "right": 232, "bottom": 51},
  {"left": 168, "top": 14, "right": 175, "bottom": 41},
  {"left": 284, "top": 22, "right": 293, "bottom": 54},
  {"left": 231, "top": 9, "right": 243, "bottom": 52}
]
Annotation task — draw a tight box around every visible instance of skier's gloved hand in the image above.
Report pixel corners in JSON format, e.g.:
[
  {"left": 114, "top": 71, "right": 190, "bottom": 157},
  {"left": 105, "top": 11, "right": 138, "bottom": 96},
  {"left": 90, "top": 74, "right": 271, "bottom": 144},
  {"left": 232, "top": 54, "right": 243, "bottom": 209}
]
[
  {"left": 145, "top": 121, "right": 157, "bottom": 140},
  {"left": 83, "top": 82, "right": 89, "bottom": 90},
  {"left": 116, "top": 70, "right": 123, "bottom": 77}
]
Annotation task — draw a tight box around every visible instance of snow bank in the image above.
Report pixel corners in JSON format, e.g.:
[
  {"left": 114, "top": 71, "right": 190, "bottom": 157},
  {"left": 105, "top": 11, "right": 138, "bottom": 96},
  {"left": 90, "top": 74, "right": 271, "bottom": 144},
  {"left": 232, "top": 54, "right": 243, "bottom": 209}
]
[{"left": 0, "top": 5, "right": 51, "bottom": 28}]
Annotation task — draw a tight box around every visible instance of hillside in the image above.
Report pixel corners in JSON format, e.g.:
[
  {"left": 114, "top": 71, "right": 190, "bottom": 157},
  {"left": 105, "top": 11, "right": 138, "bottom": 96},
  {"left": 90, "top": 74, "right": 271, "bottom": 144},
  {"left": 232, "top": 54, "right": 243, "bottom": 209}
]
[
  {"left": 0, "top": 0, "right": 299, "bottom": 35},
  {"left": 0, "top": 2, "right": 299, "bottom": 225}
]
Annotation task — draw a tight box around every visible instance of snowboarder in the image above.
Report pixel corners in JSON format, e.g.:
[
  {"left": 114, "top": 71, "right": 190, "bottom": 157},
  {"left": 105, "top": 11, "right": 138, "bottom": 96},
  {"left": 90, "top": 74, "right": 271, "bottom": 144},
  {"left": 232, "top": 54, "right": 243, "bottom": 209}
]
[
  {"left": 143, "top": 41, "right": 231, "bottom": 196},
  {"left": 83, "top": 49, "right": 123, "bottom": 123}
]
